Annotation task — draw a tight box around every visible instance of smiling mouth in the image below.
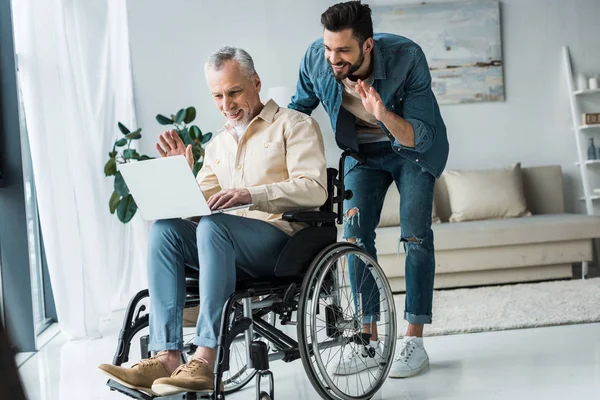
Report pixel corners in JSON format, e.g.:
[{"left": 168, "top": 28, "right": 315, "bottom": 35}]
[{"left": 227, "top": 110, "right": 242, "bottom": 119}]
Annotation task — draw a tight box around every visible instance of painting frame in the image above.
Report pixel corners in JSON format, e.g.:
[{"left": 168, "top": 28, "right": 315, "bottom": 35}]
[{"left": 371, "top": 1, "right": 505, "bottom": 105}]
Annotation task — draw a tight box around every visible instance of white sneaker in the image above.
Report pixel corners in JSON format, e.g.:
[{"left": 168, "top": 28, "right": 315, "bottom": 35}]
[
  {"left": 331, "top": 341, "right": 385, "bottom": 376},
  {"left": 389, "top": 337, "right": 429, "bottom": 378}
]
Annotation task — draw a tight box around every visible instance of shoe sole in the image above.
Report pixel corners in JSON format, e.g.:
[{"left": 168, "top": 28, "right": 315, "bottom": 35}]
[
  {"left": 97, "top": 368, "right": 160, "bottom": 396},
  {"left": 152, "top": 383, "right": 214, "bottom": 396},
  {"left": 388, "top": 360, "right": 429, "bottom": 379}
]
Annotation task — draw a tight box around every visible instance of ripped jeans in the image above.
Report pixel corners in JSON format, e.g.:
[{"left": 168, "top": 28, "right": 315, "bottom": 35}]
[{"left": 343, "top": 141, "right": 436, "bottom": 325}]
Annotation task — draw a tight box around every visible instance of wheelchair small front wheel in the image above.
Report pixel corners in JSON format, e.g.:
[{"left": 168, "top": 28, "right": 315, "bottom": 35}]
[
  {"left": 259, "top": 392, "right": 272, "bottom": 400},
  {"left": 297, "top": 243, "right": 397, "bottom": 400}
]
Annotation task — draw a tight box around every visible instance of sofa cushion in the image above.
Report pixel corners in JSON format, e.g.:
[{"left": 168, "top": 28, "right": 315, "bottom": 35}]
[
  {"left": 443, "top": 163, "right": 531, "bottom": 222},
  {"left": 378, "top": 184, "right": 440, "bottom": 227},
  {"left": 371, "top": 214, "right": 600, "bottom": 253}
]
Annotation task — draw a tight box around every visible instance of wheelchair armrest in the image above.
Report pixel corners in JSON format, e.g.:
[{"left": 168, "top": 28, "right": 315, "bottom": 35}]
[{"left": 282, "top": 211, "right": 337, "bottom": 223}]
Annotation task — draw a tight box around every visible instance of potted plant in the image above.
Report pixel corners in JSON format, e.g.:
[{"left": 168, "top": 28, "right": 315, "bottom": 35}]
[{"left": 104, "top": 107, "right": 212, "bottom": 223}]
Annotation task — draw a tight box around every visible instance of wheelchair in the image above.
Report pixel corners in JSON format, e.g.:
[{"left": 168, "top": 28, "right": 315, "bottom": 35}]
[{"left": 105, "top": 150, "right": 398, "bottom": 400}]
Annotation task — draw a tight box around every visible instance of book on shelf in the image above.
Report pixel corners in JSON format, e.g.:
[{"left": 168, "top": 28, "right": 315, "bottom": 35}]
[{"left": 582, "top": 112, "right": 600, "bottom": 125}]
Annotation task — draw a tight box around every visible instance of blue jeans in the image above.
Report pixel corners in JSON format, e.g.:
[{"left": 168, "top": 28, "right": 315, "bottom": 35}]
[
  {"left": 343, "top": 141, "right": 436, "bottom": 325},
  {"left": 146, "top": 214, "right": 290, "bottom": 352}
]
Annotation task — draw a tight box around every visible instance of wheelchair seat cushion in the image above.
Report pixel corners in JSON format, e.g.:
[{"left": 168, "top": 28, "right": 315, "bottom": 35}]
[{"left": 273, "top": 226, "right": 337, "bottom": 277}]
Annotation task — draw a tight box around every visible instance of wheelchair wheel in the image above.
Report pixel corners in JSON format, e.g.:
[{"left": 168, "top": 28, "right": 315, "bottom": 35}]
[{"left": 297, "top": 243, "right": 397, "bottom": 400}]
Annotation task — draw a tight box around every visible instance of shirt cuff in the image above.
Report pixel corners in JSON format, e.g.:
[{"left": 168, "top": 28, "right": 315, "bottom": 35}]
[
  {"left": 396, "top": 118, "right": 432, "bottom": 153},
  {"left": 246, "top": 185, "right": 268, "bottom": 211}
]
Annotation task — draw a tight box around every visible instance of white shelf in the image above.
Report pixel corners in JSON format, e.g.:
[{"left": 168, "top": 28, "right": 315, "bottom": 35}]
[
  {"left": 579, "top": 124, "right": 600, "bottom": 131},
  {"left": 580, "top": 188, "right": 600, "bottom": 201},
  {"left": 580, "top": 194, "right": 600, "bottom": 201},
  {"left": 576, "top": 159, "right": 600, "bottom": 165},
  {"left": 564, "top": 45, "right": 600, "bottom": 218},
  {"left": 574, "top": 88, "right": 600, "bottom": 96}
]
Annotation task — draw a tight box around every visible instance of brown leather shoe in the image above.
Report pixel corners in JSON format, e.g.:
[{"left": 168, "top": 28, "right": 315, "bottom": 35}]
[
  {"left": 152, "top": 358, "right": 223, "bottom": 396},
  {"left": 97, "top": 351, "right": 171, "bottom": 396}
]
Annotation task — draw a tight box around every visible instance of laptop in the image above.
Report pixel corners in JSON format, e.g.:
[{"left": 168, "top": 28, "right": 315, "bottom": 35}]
[{"left": 118, "top": 155, "right": 253, "bottom": 221}]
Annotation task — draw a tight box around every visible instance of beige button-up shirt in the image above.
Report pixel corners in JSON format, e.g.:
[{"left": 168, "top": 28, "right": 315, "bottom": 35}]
[{"left": 195, "top": 99, "right": 328, "bottom": 235}]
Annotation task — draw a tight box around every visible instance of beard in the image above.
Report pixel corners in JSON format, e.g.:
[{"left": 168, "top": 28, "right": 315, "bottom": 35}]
[
  {"left": 224, "top": 110, "right": 251, "bottom": 126},
  {"left": 223, "top": 103, "right": 262, "bottom": 126},
  {"left": 329, "top": 48, "right": 365, "bottom": 81}
]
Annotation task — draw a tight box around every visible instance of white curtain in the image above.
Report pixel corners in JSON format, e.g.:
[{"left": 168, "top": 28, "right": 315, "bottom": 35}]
[{"left": 11, "top": 0, "right": 149, "bottom": 339}]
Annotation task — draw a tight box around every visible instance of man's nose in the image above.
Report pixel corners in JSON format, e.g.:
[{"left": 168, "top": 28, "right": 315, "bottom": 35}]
[
  {"left": 223, "top": 97, "right": 234, "bottom": 112},
  {"left": 329, "top": 52, "right": 341, "bottom": 65}
]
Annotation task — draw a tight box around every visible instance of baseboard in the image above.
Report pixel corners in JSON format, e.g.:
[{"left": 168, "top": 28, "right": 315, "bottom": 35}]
[{"left": 387, "top": 264, "right": 574, "bottom": 293}]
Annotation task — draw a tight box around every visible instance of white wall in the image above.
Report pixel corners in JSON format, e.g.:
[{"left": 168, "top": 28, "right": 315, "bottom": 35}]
[{"left": 126, "top": 0, "right": 600, "bottom": 214}]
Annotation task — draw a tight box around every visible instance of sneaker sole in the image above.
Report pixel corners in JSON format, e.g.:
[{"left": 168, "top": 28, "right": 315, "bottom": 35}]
[
  {"left": 97, "top": 368, "right": 159, "bottom": 396},
  {"left": 388, "top": 360, "right": 429, "bottom": 379},
  {"left": 152, "top": 383, "right": 214, "bottom": 396}
]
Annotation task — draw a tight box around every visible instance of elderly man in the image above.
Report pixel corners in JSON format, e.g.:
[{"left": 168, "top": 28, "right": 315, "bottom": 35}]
[{"left": 98, "top": 46, "right": 327, "bottom": 396}]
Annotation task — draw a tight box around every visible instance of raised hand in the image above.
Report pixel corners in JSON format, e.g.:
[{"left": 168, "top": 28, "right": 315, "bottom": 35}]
[
  {"left": 355, "top": 79, "right": 388, "bottom": 121},
  {"left": 155, "top": 129, "right": 194, "bottom": 170}
]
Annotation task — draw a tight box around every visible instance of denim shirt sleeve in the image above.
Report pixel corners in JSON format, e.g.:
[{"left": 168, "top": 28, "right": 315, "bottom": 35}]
[
  {"left": 395, "top": 49, "right": 436, "bottom": 154},
  {"left": 288, "top": 48, "right": 321, "bottom": 116}
]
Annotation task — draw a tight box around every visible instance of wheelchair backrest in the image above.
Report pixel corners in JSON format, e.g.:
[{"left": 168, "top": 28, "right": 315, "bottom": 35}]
[{"left": 320, "top": 168, "right": 339, "bottom": 214}]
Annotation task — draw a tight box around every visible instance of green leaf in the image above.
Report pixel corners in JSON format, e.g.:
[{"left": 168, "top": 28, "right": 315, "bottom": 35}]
[
  {"left": 123, "top": 149, "right": 140, "bottom": 160},
  {"left": 109, "top": 151, "right": 117, "bottom": 158},
  {"left": 178, "top": 128, "right": 191, "bottom": 145},
  {"left": 175, "top": 108, "right": 186, "bottom": 124},
  {"left": 156, "top": 114, "right": 173, "bottom": 125},
  {"left": 189, "top": 125, "right": 201, "bottom": 141},
  {"left": 201, "top": 132, "right": 212, "bottom": 144},
  {"left": 184, "top": 107, "right": 196, "bottom": 124},
  {"left": 139, "top": 155, "right": 153, "bottom": 161},
  {"left": 192, "top": 144, "right": 204, "bottom": 160},
  {"left": 114, "top": 171, "right": 129, "bottom": 196},
  {"left": 192, "top": 162, "right": 202, "bottom": 177},
  {"left": 126, "top": 130, "right": 142, "bottom": 140},
  {"left": 123, "top": 149, "right": 141, "bottom": 160},
  {"left": 117, "top": 194, "right": 137, "bottom": 223},
  {"left": 109, "top": 191, "right": 120, "bottom": 214},
  {"left": 118, "top": 122, "right": 130, "bottom": 135},
  {"left": 115, "top": 138, "right": 127, "bottom": 147},
  {"left": 104, "top": 157, "right": 117, "bottom": 176}
]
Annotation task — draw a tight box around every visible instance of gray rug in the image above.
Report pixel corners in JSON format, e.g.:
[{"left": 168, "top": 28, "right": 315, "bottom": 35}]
[{"left": 394, "top": 277, "right": 600, "bottom": 337}]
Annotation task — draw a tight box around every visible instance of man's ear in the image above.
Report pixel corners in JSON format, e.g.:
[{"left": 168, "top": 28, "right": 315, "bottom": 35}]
[
  {"left": 254, "top": 73, "right": 262, "bottom": 92},
  {"left": 363, "top": 38, "right": 374, "bottom": 55}
]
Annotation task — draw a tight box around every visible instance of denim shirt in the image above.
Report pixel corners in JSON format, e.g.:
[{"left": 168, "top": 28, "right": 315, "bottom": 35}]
[{"left": 288, "top": 33, "right": 449, "bottom": 178}]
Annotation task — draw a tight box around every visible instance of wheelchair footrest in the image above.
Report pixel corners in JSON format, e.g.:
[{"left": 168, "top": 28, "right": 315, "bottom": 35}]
[
  {"left": 107, "top": 379, "right": 214, "bottom": 400},
  {"left": 183, "top": 392, "right": 214, "bottom": 400},
  {"left": 107, "top": 379, "right": 154, "bottom": 400}
]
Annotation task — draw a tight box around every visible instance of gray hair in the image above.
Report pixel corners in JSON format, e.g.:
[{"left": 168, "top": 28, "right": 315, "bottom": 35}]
[{"left": 204, "top": 46, "right": 256, "bottom": 79}]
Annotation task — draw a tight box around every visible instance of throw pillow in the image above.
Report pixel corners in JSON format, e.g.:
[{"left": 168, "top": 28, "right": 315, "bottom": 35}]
[{"left": 444, "top": 163, "right": 531, "bottom": 222}]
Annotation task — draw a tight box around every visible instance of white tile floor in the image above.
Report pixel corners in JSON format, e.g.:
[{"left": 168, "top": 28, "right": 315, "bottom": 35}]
[{"left": 18, "top": 322, "right": 600, "bottom": 400}]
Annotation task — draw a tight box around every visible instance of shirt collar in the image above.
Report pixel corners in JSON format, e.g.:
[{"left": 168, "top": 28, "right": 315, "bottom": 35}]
[
  {"left": 371, "top": 41, "right": 386, "bottom": 80},
  {"left": 256, "top": 99, "right": 279, "bottom": 124}
]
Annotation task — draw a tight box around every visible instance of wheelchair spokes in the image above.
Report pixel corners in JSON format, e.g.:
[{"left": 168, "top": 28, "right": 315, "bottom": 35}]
[{"left": 298, "top": 243, "right": 397, "bottom": 400}]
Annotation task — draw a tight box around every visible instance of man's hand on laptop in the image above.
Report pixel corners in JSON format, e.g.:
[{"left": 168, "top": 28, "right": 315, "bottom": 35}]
[
  {"left": 207, "top": 189, "right": 252, "bottom": 210},
  {"left": 155, "top": 129, "right": 194, "bottom": 170}
]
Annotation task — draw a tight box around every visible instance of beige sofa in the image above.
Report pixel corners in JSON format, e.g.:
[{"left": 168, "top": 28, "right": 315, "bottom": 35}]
[{"left": 338, "top": 165, "right": 600, "bottom": 292}]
